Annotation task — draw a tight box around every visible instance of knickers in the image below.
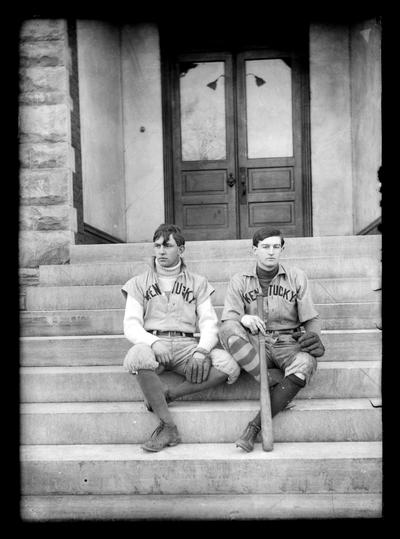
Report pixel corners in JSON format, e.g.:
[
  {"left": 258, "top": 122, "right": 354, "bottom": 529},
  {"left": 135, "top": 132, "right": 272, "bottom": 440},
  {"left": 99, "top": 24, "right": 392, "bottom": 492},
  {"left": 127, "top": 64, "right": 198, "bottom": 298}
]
[
  {"left": 219, "top": 319, "right": 317, "bottom": 384},
  {"left": 123, "top": 336, "right": 240, "bottom": 384}
]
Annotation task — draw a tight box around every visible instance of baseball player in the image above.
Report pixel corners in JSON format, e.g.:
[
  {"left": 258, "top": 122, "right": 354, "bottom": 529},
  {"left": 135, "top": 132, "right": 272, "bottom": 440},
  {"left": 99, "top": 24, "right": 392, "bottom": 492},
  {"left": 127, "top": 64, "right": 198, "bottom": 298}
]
[
  {"left": 121, "top": 223, "right": 240, "bottom": 452},
  {"left": 219, "top": 226, "right": 325, "bottom": 452}
]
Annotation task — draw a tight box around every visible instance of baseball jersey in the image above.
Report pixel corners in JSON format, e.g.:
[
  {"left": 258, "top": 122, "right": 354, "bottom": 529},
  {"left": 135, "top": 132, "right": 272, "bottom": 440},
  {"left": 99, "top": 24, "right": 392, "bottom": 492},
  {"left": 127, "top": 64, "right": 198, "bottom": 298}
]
[
  {"left": 121, "top": 261, "right": 215, "bottom": 334},
  {"left": 221, "top": 263, "right": 319, "bottom": 330}
]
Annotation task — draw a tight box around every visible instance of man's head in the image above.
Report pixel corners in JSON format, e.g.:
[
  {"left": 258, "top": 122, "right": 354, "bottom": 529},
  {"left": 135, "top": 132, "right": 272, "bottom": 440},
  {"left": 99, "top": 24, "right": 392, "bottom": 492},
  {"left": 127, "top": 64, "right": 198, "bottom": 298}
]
[
  {"left": 252, "top": 227, "right": 285, "bottom": 271},
  {"left": 153, "top": 223, "right": 185, "bottom": 267}
]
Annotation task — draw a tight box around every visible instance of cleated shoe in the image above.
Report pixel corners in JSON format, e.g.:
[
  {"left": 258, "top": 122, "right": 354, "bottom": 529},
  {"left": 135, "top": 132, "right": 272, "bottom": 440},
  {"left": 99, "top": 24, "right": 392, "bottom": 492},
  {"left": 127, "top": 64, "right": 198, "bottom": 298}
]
[
  {"left": 144, "top": 388, "right": 172, "bottom": 413},
  {"left": 141, "top": 421, "right": 181, "bottom": 452},
  {"left": 235, "top": 420, "right": 261, "bottom": 452}
]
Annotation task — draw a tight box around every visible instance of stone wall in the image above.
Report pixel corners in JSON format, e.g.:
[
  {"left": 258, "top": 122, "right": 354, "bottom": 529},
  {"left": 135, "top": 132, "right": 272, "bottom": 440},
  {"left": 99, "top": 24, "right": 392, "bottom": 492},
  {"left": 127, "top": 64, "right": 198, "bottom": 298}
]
[{"left": 19, "top": 19, "right": 77, "bottom": 284}]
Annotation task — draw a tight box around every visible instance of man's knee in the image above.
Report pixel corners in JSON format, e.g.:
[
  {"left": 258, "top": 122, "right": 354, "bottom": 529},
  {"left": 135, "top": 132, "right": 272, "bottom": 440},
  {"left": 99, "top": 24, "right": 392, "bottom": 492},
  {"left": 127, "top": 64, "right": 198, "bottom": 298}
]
[
  {"left": 286, "top": 351, "right": 317, "bottom": 384},
  {"left": 123, "top": 343, "right": 159, "bottom": 373},
  {"left": 210, "top": 348, "right": 241, "bottom": 384},
  {"left": 219, "top": 319, "right": 250, "bottom": 349}
]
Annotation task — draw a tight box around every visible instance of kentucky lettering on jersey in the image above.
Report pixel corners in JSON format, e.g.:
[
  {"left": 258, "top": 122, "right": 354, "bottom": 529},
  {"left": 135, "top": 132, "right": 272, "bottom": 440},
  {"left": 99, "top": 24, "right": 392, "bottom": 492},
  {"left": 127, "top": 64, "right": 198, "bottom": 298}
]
[
  {"left": 241, "top": 288, "right": 260, "bottom": 304},
  {"left": 171, "top": 282, "right": 195, "bottom": 303},
  {"left": 144, "top": 283, "right": 162, "bottom": 300},
  {"left": 144, "top": 281, "right": 195, "bottom": 303},
  {"left": 241, "top": 285, "right": 297, "bottom": 304}
]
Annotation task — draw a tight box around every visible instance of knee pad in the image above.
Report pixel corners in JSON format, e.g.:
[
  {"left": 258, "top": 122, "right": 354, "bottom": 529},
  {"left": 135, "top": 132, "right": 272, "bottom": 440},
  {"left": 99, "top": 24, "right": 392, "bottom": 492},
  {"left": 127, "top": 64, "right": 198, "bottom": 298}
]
[
  {"left": 123, "top": 344, "right": 159, "bottom": 373},
  {"left": 210, "top": 348, "right": 241, "bottom": 384}
]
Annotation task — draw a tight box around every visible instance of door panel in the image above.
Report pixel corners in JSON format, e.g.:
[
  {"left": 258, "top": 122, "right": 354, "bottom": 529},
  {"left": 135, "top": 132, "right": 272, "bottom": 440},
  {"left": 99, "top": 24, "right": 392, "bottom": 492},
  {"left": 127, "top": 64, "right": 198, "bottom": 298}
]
[
  {"left": 237, "top": 51, "right": 303, "bottom": 238},
  {"left": 173, "top": 53, "right": 237, "bottom": 240}
]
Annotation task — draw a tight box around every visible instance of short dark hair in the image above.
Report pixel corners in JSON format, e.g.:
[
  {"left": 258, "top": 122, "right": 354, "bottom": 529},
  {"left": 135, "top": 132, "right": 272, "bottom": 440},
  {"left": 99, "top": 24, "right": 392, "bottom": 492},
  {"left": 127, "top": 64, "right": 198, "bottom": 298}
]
[
  {"left": 252, "top": 227, "right": 285, "bottom": 247},
  {"left": 153, "top": 223, "right": 185, "bottom": 246}
]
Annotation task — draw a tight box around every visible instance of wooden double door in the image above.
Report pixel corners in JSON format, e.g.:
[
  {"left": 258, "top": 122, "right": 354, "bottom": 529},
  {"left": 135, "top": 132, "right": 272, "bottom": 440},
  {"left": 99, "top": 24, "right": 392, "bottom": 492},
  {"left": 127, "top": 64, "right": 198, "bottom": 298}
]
[{"left": 164, "top": 45, "right": 312, "bottom": 240}]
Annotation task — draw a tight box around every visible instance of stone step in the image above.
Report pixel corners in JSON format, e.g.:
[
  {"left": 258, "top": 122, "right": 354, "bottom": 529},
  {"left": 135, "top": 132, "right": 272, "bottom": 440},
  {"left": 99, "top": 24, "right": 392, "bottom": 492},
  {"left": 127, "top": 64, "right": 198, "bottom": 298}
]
[
  {"left": 70, "top": 235, "right": 381, "bottom": 264},
  {"left": 20, "top": 361, "right": 381, "bottom": 403},
  {"left": 20, "top": 399, "right": 382, "bottom": 444},
  {"left": 20, "top": 492, "right": 382, "bottom": 520},
  {"left": 26, "top": 278, "right": 382, "bottom": 311},
  {"left": 19, "top": 330, "right": 382, "bottom": 367},
  {"left": 39, "top": 255, "right": 381, "bottom": 286},
  {"left": 20, "top": 441, "right": 382, "bottom": 495},
  {"left": 19, "top": 303, "right": 382, "bottom": 336}
]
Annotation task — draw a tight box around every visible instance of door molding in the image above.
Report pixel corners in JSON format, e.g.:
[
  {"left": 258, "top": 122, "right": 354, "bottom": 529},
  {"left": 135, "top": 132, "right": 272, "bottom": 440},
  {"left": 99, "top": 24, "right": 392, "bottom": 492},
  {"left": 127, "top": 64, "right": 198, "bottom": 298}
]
[
  {"left": 160, "top": 24, "right": 313, "bottom": 237},
  {"left": 160, "top": 35, "right": 176, "bottom": 224},
  {"left": 299, "top": 51, "right": 313, "bottom": 236}
]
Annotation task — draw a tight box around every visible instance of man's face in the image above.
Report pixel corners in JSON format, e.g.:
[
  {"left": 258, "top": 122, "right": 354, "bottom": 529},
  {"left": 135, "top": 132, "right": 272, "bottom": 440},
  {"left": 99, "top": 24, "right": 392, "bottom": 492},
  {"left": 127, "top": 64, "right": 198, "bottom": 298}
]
[
  {"left": 153, "top": 234, "right": 184, "bottom": 267},
  {"left": 253, "top": 235, "right": 283, "bottom": 271}
]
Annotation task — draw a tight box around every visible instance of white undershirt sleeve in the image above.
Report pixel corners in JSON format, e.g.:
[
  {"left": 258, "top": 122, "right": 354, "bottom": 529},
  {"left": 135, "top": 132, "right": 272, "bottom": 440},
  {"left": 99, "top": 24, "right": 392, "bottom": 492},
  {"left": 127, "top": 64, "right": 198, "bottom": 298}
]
[
  {"left": 123, "top": 294, "right": 159, "bottom": 347},
  {"left": 196, "top": 297, "right": 219, "bottom": 351}
]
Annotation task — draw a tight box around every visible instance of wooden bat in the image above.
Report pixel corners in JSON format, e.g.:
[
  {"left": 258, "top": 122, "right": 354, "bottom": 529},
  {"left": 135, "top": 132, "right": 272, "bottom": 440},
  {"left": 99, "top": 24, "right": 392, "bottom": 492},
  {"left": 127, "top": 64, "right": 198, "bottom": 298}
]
[{"left": 256, "top": 294, "right": 274, "bottom": 451}]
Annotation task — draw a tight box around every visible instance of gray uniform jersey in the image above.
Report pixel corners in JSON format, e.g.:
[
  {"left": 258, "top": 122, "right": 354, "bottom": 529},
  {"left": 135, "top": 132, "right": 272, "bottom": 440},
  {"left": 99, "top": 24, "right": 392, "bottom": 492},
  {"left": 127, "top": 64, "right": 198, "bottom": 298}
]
[
  {"left": 121, "top": 262, "right": 214, "bottom": 333},
  {"left": 221, "top": 263, "right": 319, "bottom": 330}
]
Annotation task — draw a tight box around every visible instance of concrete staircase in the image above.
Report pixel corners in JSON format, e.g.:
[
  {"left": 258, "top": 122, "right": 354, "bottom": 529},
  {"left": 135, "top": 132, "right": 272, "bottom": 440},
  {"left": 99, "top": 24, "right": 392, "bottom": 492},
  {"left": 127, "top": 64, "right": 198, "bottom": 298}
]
[{"left": 20, "top": 235, "right": 382, "bottom": 520}]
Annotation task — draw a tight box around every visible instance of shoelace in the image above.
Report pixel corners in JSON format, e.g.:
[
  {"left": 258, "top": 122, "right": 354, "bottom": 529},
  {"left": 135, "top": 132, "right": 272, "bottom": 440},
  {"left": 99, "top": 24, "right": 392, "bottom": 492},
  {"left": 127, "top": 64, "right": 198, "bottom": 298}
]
[
  {"left": 248, "top": 422, "right": 261, "bottom": 434},
  {"left": 150, "top": 423, "right": 165, "bottom": 438}
]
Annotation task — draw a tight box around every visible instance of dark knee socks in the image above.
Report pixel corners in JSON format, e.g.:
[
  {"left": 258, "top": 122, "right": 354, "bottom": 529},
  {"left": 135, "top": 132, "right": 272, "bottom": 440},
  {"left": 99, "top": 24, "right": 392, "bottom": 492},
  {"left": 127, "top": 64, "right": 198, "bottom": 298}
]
[
  {"left": 136, "top": 369, "right": 174, "bottom": 425},
  {"left": 252, "top": 373, "right": 306, "bottom": 427}
]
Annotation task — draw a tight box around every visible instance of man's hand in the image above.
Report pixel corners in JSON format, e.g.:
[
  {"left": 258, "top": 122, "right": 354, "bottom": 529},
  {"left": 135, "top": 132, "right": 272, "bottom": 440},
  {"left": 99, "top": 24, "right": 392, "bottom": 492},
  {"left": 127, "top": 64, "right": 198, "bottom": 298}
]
[
  {"left": 151, "top": 340, "right": 172, "bottom": 365},
  {"left": 298, "top": 331, "right": 325, "bottom": 357},
  {"left": 241, "top": 314, "right": 266, "bottom": 335},
  {"left": 185, "top": 351, "right": 211, "bottom": 383}
]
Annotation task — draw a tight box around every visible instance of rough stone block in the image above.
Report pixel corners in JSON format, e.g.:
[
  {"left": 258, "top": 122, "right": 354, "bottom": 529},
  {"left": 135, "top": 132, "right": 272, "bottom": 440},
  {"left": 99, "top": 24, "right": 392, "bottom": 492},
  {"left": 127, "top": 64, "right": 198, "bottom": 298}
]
[
  {"left": 19, "top": 269, "right": 40, "bottom": 311},
  {"left": 19, "top": 41, "right": 67, "bottom": 68},
  {"left": 20, "top": 204, "right": 76, "bottom": 231},
  {"left": 19, "top": 268, "right": 40, "bottom": 287},
  {"left": 20, "top": 169, "right": 73, "bottom": 205},
  {"left": 19, "top": 230, "right": 75, "bottom": 267},
  {"left": 19, "top": 20, "right": 67, "bottom": 42},
  {"left": 19, "top": 104, "right": 70, "bottom": 144},
  {"left": 19, "top": 92, "right": 69, "bottom": 106},
  {"left": 19, "top": 67, "right": 68, "bottom": 94},
  {"left": 19, "top": 142, "right": 72, "bottom": 169}
]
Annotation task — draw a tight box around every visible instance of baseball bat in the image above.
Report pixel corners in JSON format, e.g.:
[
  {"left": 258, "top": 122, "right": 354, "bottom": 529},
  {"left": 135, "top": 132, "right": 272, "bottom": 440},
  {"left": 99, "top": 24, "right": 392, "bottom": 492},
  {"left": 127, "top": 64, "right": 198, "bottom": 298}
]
[{"left": 256, "top": 294, "right": 274, "bottom": 451}]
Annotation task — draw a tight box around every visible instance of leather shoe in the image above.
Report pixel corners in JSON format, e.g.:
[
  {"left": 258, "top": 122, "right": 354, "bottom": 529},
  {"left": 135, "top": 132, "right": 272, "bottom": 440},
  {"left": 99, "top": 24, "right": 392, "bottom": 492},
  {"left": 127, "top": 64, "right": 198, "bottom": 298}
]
[{"left": 141, "top": 421, "right": 181, "bottom": 452}]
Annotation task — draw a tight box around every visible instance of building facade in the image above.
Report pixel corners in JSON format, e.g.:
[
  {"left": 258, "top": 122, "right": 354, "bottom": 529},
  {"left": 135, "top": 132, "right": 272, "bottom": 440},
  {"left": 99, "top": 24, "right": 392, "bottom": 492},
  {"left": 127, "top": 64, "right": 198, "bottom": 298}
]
[{"left": 19, "top": 17, "right": 382, "bottom": 276}]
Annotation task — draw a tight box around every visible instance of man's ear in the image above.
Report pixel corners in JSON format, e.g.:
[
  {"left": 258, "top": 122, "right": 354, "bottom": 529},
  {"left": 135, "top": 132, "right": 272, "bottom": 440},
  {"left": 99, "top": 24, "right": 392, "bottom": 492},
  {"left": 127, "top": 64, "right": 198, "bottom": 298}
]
[
  {"left": 252, "top": 245, "right": 257, "bottom": 255},
  {"left": 179, "top": 245, "right": 185, "bottom": 256}
]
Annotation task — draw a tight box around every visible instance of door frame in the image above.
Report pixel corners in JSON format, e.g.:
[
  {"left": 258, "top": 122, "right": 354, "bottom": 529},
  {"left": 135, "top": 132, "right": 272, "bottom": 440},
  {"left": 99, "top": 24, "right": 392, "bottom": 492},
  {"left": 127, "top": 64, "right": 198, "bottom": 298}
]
[{"left": 159, "top": 23, "right": 313, "bottom": 237}]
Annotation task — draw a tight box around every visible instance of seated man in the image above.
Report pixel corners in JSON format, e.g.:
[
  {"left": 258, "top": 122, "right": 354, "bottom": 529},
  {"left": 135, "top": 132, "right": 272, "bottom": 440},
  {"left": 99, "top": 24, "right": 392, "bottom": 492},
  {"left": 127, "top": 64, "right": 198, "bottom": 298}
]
[
  {"left": 122, "top": 223, "right": 240, "bottom": 452},
  {"left": 219, "top": 227, "right": 325, "bottom": 452}
]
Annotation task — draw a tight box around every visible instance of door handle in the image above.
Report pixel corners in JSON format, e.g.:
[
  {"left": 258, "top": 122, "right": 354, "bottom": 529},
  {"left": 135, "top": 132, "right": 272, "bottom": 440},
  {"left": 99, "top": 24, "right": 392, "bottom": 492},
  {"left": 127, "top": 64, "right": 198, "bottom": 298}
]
[
  {"left": 227, "top": 173, "right": 236, "bottom": 187},
  {"left": 240, "top": 168, "right": 247, "bottom": 198}
]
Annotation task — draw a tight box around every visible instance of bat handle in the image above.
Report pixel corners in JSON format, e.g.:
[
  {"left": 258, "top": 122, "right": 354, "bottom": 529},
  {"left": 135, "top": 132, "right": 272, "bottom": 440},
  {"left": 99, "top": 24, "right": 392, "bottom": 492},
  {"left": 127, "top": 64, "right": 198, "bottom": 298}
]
[
  {"left": 256, "top": 294, "right": 274, "bottom": 451},
  {"left": 256, "top": 294, "right": 264, "bottom": 324}
]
